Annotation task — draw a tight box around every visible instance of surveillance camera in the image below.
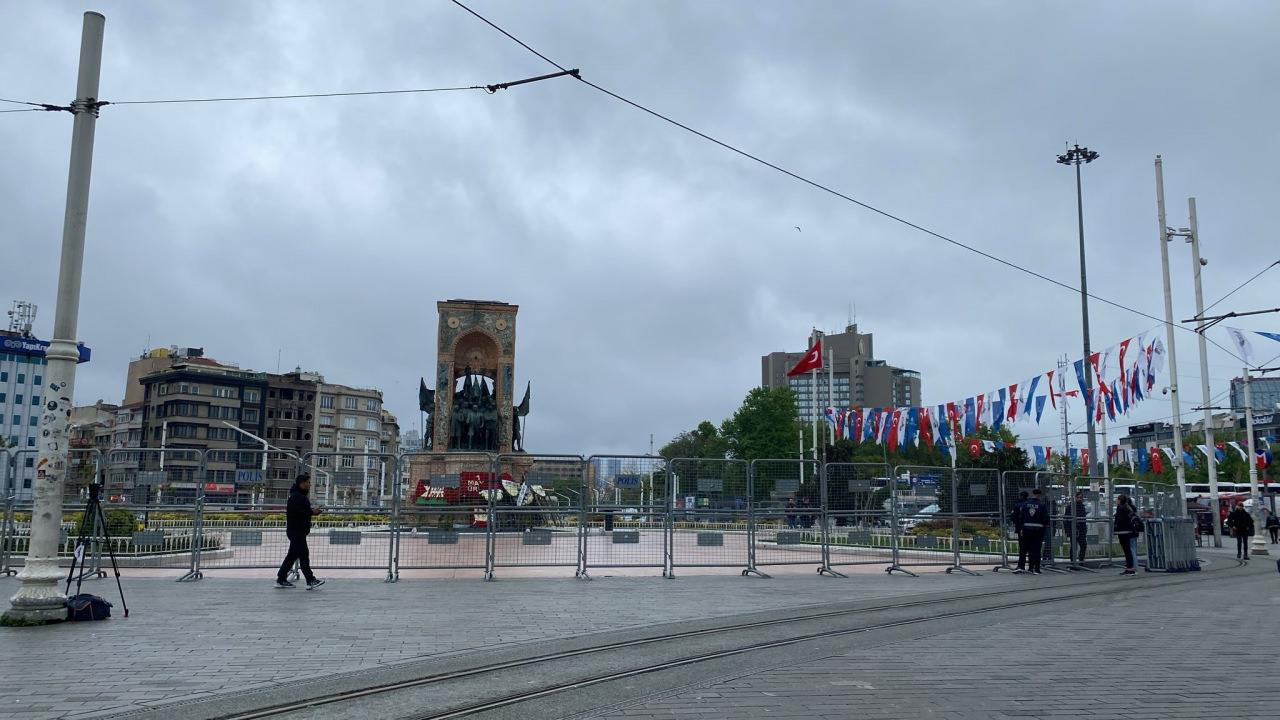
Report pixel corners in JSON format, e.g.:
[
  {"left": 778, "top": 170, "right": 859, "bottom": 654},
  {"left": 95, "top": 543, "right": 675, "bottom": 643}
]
[
  {"left": 1199, "top": 257, "right": 1208, "bottom": 266},
  {"left": 1162, "top": 387, "right": 1170, "bottom": 395}
]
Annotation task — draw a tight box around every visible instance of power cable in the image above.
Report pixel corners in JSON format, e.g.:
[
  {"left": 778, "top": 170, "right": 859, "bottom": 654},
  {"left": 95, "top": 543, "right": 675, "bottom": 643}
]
[
  {"left": 450, "top": 1, "right": 1250, "bottom": 364},
  {"left": 106, "top": 85, "right": 487, "bottom": 105},
  {"left": 1204, "top": 260, "right": 1280, "bottom": 314}
]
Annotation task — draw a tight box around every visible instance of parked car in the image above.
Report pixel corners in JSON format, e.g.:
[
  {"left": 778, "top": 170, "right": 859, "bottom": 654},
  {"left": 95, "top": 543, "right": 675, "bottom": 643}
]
[{"left": 899, "top": 503, "right": 939, "bottom": 530}]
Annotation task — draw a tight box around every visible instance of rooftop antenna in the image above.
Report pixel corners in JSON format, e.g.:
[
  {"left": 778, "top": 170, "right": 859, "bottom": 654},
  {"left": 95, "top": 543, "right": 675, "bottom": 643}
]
[{"left": 7, "top": 300, "right": 37, "bottom": 336}]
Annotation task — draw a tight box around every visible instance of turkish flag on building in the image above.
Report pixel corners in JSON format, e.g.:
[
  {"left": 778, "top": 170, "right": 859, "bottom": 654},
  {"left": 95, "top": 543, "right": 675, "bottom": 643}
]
[{"left": 786, "top": 338, "right": 823, "bottom": 377}]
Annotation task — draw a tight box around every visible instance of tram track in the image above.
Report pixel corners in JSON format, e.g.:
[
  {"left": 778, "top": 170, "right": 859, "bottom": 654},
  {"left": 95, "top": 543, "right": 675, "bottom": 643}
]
[{"left": 208, "top": 561, "right": 1240, "bottom": 720}]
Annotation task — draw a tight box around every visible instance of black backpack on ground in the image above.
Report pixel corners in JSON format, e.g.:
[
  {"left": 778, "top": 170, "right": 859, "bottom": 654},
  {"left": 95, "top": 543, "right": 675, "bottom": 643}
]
[{"left": 67, "top": 594, "right": 113, "bottom": 621}]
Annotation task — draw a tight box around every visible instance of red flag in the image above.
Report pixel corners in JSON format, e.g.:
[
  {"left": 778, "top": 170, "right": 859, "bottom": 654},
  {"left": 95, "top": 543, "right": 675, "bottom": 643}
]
[
  {"left": 785, "top": 338, "right": 823, "bottom": 377},
  {"left": 1149, "top": 447, "right": 1163, "bottom": 474},
  {"left": 887, "top": 410, "right": 902, "bottom": 452},
  {"left": 1045, "top": 446, "right": 1053, "bottom": 462},
  {"left": 1117, "top": 338, "right": 1132, "bottom": 406},
  {"left": 967, "top": 437, "right": 982, "bottom": 458},
  {"left": 919, "top": 407, "right": 934, "bottom": 448},
  {"left": 1080, "top": 448, "right": 1090, "bottom": 474},
  {"left": 1047, "top": 370, "right": 1058, "bottom": 409},
  {"left": 975, "top": 394, "right": 986, "bottom": 429},
  {"left": 851, "top": 407, "right": 863, "bottom": 441},
  {"left": 1007, "top": 383, "right": 1019, "bottom": 421}
]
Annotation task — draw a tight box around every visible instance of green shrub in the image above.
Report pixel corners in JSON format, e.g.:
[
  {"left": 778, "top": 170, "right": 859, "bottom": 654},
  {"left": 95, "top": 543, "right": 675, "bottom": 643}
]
[
  {"left": 908, "top": 519, "right": 1000, "bottom": 539},
  {"left": 64, "top": 508, "right": 140, "bottom": 537}
]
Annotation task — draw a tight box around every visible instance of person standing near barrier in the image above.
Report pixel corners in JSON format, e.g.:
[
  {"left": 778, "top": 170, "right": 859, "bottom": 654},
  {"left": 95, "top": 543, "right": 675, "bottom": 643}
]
[
  {"left": 785, "top": 497, "right": 798, "bottom": 529},
  {"left": 1020, "top": 489, "right": 1048, "bottom": 575},
  {"left": 276, "top": 474, "right": 325, "bottom": 589},
  {"left": 1067, "top": 490, "right": 1089, "bottom": 563},
  {"left": 1114, "top": 494, "right": 1140, "bottom": 576},
  {"left": 1010, "top": 491, "right": 1029, "bottom": 572},
  {"left": 1226, "top": 502, "right": 1254, "bottom": 560},
  {"left": 1265, "top": 508, "right": 1279, "bottom": 544}
]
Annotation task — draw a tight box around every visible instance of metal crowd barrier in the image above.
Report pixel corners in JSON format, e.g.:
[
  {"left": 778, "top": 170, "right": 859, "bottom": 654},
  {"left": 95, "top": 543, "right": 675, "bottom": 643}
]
[
  {"left": 583, "top": 455, "right": 668, "bottom": 576},
  {"left": 822, "top": 463, "right": 893, "bottom": 574},
  {"left": 0, "top": 451, "right": 1196, "bottom": 584},
  {"left": 1144, "top": 517, "right": 1201, "bottom": 572}
]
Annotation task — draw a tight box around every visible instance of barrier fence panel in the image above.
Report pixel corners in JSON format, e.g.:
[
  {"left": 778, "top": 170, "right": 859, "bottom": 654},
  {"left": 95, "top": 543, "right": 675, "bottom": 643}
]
[
  {"left": 668, "top": 458, "right": 750, "bottom": 574},
  {"left": 953, "top": 468, "right": 999, "bottom": 571},
  {"left": 491, "top": 454, "right": 586, "bottom": 576},
  {"left": 1, "top": 449, "right": 15, "bottom": 576},
  {"left": 583, "top": 455, "right": 668, "bottom": 575},
  {"left": 891, "top": 465, "right": 953, "bottom": 572},
  {"left": 1061, "top": 475, "right": 1108, "bottom": 571},
  {"left": 396, "top": 452, "right": 495, "bottom": 576},
  {"left": 823, "top": 463, "right": 893, "bottom": 571},
  {"left": 1035, "top": 472, "right": 1070, "bottom": 573},
  {"left": 104, "top": 447, "right": 206, "bottom": 580},
  {"left": 748, "top": 459, "right": 821, "bottom": 574}
]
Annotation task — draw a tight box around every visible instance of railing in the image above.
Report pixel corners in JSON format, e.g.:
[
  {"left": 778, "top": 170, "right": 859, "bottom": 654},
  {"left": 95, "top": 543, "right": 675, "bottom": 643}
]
[{"left": 0, "top": 451, "right": 1194, "bottom": 583}]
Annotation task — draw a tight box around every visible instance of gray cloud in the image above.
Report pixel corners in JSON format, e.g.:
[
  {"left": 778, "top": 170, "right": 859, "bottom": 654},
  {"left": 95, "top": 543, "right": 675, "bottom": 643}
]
[{"left": 3, "top": 1, "right": 1277, "bottom": 454}]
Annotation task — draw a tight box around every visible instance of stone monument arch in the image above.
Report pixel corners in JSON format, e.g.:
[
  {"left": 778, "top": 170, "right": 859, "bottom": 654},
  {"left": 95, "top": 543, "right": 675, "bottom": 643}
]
[{"left": 428, "top": 300, "right": 519, "bottom": 453}]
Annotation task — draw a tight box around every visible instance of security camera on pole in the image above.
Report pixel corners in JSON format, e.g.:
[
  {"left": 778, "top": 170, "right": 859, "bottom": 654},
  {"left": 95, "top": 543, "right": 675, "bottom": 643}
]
[{"left": 5, "top": 11, "right": 106, "bottom": 624}]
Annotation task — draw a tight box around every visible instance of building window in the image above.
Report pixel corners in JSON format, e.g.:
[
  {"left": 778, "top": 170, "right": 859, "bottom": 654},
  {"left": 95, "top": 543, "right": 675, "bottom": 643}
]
[
  {"left": 31, "top": 396, "right": 40, "bottom": 406},
  {"left": 320, "top": 414, "right": 334, "bottom": 427},
  {"left": 315, "top": 456, "right": 329, "bottom": 467},
  {"left": 318, "top": 434, "right": 333, "bottom": 448},
  {"left": 29, "top": 416, "right": 38, "bottom": 427},
  {"left": 0, "top": 392, "right": 5, "bottom": 403},
  {"left": 244, "top": 389, "right": 259, "bottom": 403},
  {"left": 364, "top": 437, "right": 378, "bottom": 452},
  {"left": 365, "top": 399, "right": 377, "bottom": 412},
  {"left": 0, "top": 371, "right": 6, "bottom": 381},
  {"left": 26, "top": 437, "right": 34, "bottom": 447},
  {"left": 284, "top": 411, "right": 294, "bottom": 421},
  {"left": 342, "top": 416, "right": 356, "bottom": 429},
  {"left": 243, "top": 409, "right": 259, "bottom": 423},
  {"left": 341, "top": 455, "right": 355, "bottom": 468},
  {"left": 15, "top": 395, "right": 22, "bottom": 405},
  {"left": 190, "top": 385, "right": 199, "bottom": 395},
  {"left": 320, "top": 395, "right": 335, "bottom": 409},
  {"left": 365, "top": 419, "right": 379, "bottom": 432},
  {"left": 16, "top": 374, "right": 25, "bottom": 384},
  {"left": 343, "top": 397, "right": 357, "bottom": 410},
  {"left": 281, "top": 430, "right": 292, "bottom": 440},
  {"left": 33, "top": 375, "right": 42, "bottom": 385},
  {"left": 341, "top": 435, "right": 356, "bottom": 448}
]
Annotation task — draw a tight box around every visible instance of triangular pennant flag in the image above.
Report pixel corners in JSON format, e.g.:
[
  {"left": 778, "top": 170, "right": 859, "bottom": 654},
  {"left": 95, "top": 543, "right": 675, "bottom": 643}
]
[
  {"left": 1035, "top": 395, "right": 1047, "bottom": 424},
  {"left": 1023, "top": 376, "right": 1040, "bottom": 417}
]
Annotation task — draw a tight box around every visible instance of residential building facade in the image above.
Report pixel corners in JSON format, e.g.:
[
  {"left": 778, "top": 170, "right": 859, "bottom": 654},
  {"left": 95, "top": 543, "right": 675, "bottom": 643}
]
[{"left": 761, "top": 324, "right": 922, "bottom": 420}]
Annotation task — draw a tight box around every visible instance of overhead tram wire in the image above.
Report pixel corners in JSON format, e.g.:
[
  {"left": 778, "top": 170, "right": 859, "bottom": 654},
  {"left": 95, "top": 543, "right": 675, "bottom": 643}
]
[
  {"left": 0, "top": 68, "right": 578, "bottom": 115},
  {"left": 1203, "top": 260, "right": 1279, "bottom": 314},
  {"left": 449, "top": 0, "right": 1255, "bottom": 363}
]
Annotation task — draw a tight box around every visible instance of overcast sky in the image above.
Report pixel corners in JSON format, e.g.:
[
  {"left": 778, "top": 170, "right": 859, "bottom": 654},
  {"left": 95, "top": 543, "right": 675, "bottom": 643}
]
[{"left": 3, "top": 1, "right": 1278, "bottom": 454}]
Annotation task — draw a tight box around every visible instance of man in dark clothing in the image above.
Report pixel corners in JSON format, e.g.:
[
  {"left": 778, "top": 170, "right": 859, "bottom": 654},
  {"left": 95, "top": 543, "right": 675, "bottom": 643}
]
[
  {"left": 1020, "top": 488, "right": 1049, "bottom": 574},
  {"left": 1226, "top": 502, "right": 1254, "bottom": 560},
  {"left": 1065, "top": 491, "right": 1089, "bottom": 564},
  {"left": 1011, "top": 491, "right": 1029, "bottom": 572},
  {"left": 277, "top": 474, "right": 325, "bottom": 588}
]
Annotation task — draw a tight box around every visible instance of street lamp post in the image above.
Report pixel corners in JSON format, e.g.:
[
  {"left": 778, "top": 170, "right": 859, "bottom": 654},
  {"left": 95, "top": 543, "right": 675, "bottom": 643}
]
[
  {"left": 1057, "top": 144, "right": 1101, "bottom": 479},
  {"left": 1243, "top": 370, "right": 1269, "bottom": 557},
  {"left": 1153, "top": 157, "right": 1188, "bottom": 510},
  {"left": 5, "top": 12, "right": 106, "bottom": 624}
]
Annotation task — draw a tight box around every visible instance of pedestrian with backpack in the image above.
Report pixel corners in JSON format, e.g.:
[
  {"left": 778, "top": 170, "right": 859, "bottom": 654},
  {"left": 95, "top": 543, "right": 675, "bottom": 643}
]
[
  {"left": 1019, "top": 489, "right": 1048, "bottom": 574},
  {"left": 1010, "top": 490, "right": 1029, "bottom": 572},
  {"left": 276, "top": 473, "right": 326, "bottom": 589},
  {"left": 1265, "top": 508, "right": 1279, "bottom": 544},
  {"left": 1113, "top": 493, "right": 1141, "bottom": 576}
]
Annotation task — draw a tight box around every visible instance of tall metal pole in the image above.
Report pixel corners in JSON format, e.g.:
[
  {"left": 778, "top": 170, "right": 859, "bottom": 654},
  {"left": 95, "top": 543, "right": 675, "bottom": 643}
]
[
  {"left": 1154, "top": 157, "right": 1188, "bottom": 507},
  {"left": 1187, "top": 197, "right": 1222, "bottom": 547},
  {"left": 1243, "top": 369, "right": 1268, "bottom": 556},
  {"left": 827, "top": 349, "right": 835, "bottom": 446},
  {"left": 1058, "top": 146, "right": 1101, "bottom": 479},
  {"left": 5, "top": 11, "right": 105, "bottom": 624},
  {"left": 1074, "top": 160, "right": 1099, "bottom": 478}
]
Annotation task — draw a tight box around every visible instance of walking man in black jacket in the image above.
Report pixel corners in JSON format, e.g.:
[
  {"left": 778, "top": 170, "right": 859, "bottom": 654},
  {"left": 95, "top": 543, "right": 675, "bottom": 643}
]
[
  {"left": 1067, "top": 490, "right": 1089, "bottom": 564},
  {"left": 277, "top": 474, "right": 325, "bottom": 589},
  {"left": 1226, "top": 502, "right": 1254, "bottom": 560}
]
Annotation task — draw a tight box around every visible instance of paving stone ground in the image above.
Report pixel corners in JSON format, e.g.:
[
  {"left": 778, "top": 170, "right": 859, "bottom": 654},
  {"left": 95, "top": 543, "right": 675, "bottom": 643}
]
[
  {"left": 0, "top": 565, "right": 1023, "bottom": 720},
  {"left": 586, "top": 559, "right": 1280, "bottom": 719}
]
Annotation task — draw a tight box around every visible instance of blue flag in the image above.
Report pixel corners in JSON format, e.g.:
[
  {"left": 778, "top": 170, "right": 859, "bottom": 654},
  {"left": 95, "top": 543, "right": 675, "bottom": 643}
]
[
  {"left": 964, "top": 397, "right": 976, "bottom": 435},
  {"left": 1069, "top": 448, "right": 1079, "bottom": 469},
  {"left": 1023, "top": 376, "right": 1040, "bottom": 416},
  {"left": 1035, "top": 395, "right": 1047, "bottom": 424},
  {"left": 1137, "top": 447, "right": 1149, "bottom": 473},
  {"left": 1184, "top": 450, "right": 1196, "bottom": 469},
  {"left": 1074, "top": 359, "right": 1094, "bottom": 419},
  {"left": 904, "top": 407, "right": 919, "bottom": 447},
  {"left": 1033, "top": 446, "right": 1046, "bottom": 467}
]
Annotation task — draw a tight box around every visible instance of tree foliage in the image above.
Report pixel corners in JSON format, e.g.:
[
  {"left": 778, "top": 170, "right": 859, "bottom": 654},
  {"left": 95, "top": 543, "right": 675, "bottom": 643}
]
[{"left": 720, "top": 387, "right": 801, "bottom": 461}]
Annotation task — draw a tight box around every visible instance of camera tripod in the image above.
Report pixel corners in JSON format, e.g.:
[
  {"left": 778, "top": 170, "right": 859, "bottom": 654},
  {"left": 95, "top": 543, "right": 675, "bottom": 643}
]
[{"left": 65, "top": 482, "right": 129, "bottom": 618}]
